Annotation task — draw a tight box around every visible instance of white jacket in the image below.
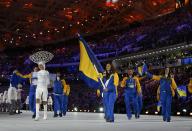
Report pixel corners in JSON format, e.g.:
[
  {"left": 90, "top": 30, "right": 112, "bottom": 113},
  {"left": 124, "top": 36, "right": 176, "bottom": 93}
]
[{"left": 37, "top": 70, "right": 50, "bottom": 88}]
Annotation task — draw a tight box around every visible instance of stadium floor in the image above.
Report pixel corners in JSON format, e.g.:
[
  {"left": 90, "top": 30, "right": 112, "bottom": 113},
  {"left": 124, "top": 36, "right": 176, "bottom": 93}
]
[{"left": 0, "top": 111, "right": 192, "bottom": 131}]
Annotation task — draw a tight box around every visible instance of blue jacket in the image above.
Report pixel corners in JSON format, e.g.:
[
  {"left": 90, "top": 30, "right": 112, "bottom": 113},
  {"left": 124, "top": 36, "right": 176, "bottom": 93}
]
[{"left": 53, "top": 80, "right": 63, "bottom": 95}]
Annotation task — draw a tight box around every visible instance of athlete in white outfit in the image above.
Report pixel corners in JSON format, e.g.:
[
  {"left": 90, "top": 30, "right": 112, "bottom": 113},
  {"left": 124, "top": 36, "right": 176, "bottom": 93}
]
[{"left": 35, "top": 62, "right": 50, "bottom": 121}]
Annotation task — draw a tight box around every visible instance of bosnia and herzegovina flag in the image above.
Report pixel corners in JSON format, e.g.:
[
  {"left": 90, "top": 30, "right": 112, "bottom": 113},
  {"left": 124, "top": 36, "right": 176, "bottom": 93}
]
[
  {"left": 78, "top": 34, "right": 104, "bottom": 89},
  {"left": 177, "top": 85, "right": 187, "bottom": 97},
  {"left": 137, "top": 63, "right": 148, "bottom": 76}
]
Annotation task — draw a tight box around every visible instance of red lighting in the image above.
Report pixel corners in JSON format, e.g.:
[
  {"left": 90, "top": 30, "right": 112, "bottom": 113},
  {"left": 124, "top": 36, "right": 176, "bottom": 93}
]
[{"left": 23, "top": 2, "right": 33, "bottom": 9}]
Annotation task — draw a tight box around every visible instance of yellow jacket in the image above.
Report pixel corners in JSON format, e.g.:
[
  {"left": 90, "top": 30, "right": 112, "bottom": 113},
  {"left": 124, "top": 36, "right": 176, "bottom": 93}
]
[
  {"left": 120, "top": 76, "right": 142, "bottom": 94},
  {"left": 61, "top": 79, "right": 70, "bottom": 96}
]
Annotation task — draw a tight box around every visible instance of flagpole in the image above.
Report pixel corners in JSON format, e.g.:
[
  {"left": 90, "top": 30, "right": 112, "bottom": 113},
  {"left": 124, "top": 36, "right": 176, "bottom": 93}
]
[{"left": 93, "top": 65, "right": 106, "bottom": 90}]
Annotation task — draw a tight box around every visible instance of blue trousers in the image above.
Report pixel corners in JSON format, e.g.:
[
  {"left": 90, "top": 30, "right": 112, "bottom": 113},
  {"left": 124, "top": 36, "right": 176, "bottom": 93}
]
[
  {"left": 106, "top": 92, "right": 116, "bottom": 121},
  {"left": 160, "top": 92, "right": 172, "bottom": 121},
  {"left": 29, "top": 85, "right": 36, "bottom": 113},
  {"left": 137, "top": 95, "right": 143, "bottom": 115},
  {"left": 124, "top": 92, "right": 139, "bottom": 119},
  {"left": 53, "top": 95, "right": 63, "bottom": 114},
  {"left": 62, "top": 95, "right": 68, "bottom": 114}
]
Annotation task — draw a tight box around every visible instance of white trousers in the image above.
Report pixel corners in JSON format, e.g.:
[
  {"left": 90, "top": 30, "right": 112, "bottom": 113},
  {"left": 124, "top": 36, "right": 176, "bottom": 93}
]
[
  {"left": 7, "top": 87, "right": 17, "bottom": 103},
  {"left": 36, "top": 87, "right": 48, "bottom": 102}
]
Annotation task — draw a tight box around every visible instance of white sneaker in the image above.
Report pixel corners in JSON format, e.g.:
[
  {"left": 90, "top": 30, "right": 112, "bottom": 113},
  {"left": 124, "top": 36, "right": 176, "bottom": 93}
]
[
  {"left": 34, "top": 116, "right": 39, "bottom": 121},
  {"left": 43, "top": 116, "right": 47, "bottom": 120}
]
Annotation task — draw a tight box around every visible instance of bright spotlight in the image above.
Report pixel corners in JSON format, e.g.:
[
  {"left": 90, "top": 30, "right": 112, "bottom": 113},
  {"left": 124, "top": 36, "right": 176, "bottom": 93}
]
[
  {"left": 190, "top": 112, "right": 192, "bottom": 116},
  {"left": 155, "top": 111, "right": 158, "bottom": 115},
  {"left": 112, "top": 0, "right": 119, "bottom": 3},
  {"left": 177, "top": 112, "right": 181, "bottom": 115},
  {"left": 145, "top": 111, "right": 149, "bottom": 114},
  {"left": 99, "top": 107, "right": 104, "bottom": 112},
  {"left": 74, "top": 107, "right": 78, "bottom": 112},
  {"left": 182, "top": 109, "right": 187, "bottom": 113}
]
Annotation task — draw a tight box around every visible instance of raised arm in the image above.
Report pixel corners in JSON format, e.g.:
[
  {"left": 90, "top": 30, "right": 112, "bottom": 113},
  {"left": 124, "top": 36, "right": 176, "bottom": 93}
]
[
  {"left": 146, "top": 72, "right": 161, "bottom": 81},
  {"left": 16, "top": 72, "right": 32, "bottom": 79}
]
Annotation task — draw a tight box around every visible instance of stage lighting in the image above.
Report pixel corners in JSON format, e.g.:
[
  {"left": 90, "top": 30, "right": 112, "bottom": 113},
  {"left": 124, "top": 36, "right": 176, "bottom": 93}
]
[
  {"left": 155, "top": 112, "right": 158, "bottom": 115},
  {"left": 190, "top": 112, "right": 192, "bottom": 116},
  {"left": 177, "top": 112, "right": 181, "bottom": 115},
  {"left": 94, "top": 110, "right": 96, "bottom": 112},
  {"left": 99, "top": 107, "right": 104, "bottom": 112},
  {"left": 112, "top": 0, "right": 118, "bottom": 3},
  {"left": 74, "top": 107, "right": 78, "bottom": 112},
  {"left": 145, "top": 111, "right": 149, "bottom": 114},
  {"left": 183, "top": 109, "right": 187, "bottom": 113},
  {"left": 182, "top": 109, "right": 187, "bottom": 113}
]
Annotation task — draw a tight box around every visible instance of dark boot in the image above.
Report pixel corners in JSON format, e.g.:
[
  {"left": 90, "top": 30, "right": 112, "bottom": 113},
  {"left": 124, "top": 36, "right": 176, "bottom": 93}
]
[
  {"left": 59, "top": 112, "right": 62, "bottom": 117},
  {"left": 54, "top": 113, "right": 58, "bottom": 117},
  {"left": 32, "top": 113, "right": 36, "bottom": 119}
]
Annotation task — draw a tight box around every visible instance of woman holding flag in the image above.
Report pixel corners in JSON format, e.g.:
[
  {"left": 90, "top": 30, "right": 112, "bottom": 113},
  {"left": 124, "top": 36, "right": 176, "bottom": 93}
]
[
  {"left": 78, "top": 34, "right": 119, "bottom": 122},
  {"left": 97, "top": 63, "right": 119, "bottom": 122}
]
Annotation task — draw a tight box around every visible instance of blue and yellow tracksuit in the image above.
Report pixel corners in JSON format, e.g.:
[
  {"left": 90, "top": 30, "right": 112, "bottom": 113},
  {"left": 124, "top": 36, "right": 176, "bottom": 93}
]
[
  {"left": 16, "top": 72, "right": 37, "bottom": 114},
  {"left": 53, "top": 80, "right": 63, "bottom": 114},
  {"left": 61, "top": 79, "right": 70, "bottom": 115},
  {"left": 102, "top": 73, "right": 119, "bottom": 122},
  {"left": 121, "top": 76, "right": 141, "bottom": 119},
  {"left": 147, "top": 73, "right": 177, "bottom": 122}
]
